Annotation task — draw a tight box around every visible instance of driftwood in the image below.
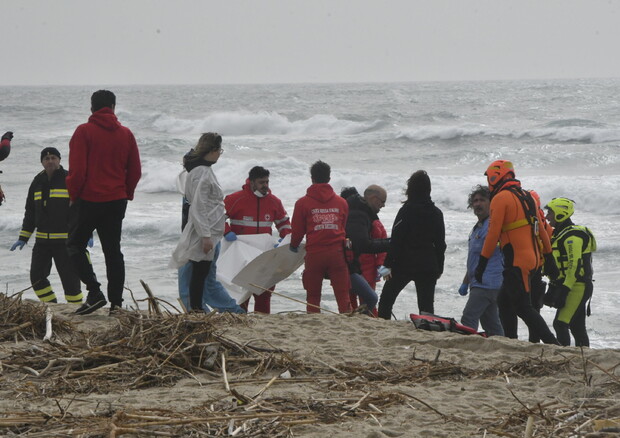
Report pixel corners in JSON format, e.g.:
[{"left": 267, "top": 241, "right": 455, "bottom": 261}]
[{"left": 0, "top": 292, "right": 618, "bottom": 437}]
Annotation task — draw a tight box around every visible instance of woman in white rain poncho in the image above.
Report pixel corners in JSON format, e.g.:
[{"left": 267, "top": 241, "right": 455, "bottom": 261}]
[{"left": 170, "top": 133, "right": 225, "bottom": 311}]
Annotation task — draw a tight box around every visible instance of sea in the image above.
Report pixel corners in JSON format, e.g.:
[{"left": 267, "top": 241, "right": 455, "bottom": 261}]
[{"left": 0, "top": 79, "right": 618, "bottom": 349}]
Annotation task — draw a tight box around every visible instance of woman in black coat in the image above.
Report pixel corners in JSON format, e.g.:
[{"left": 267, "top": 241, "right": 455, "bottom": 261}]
[{"left": 377, "top": 170, "right": 446, "bottom": 319}]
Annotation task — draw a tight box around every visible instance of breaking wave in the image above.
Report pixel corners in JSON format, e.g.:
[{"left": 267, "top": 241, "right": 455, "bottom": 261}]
[{"left": 150, "top": 111, "right": 383, "bottom": 136}]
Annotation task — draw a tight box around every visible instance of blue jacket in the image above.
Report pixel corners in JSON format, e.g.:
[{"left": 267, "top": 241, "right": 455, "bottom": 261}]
[{"left": 467, "top": 217, "right": 503, "bottom": 289}]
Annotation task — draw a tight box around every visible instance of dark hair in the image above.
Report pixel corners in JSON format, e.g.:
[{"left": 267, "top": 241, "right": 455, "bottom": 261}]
[
  {"left": 91, "top": 90, "right": 116, "bottom": 112},
  {"left": 249, "top": 166, "right": 269, "bottom": 181},
  {"left": 467, "top": 185, "right": 490, "bottom": 209},
  {"left": 310, "top": 160, "right": 330, "bottom": 183},
  {"left": 406, "top": 170, "right": 431, "bottom": 200},
  {"left": 340, "top": 186, "right": 358, "bottom": 199}
]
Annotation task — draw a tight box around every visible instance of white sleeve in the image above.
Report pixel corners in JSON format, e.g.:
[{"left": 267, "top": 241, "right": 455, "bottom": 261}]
[{"left": 189, "top": 171, "right": 214, "bottom": 238}]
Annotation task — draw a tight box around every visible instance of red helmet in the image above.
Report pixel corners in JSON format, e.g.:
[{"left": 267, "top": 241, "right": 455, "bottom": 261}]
[{"left": 485, "top": 160, "right": 515, "bottom": 189}]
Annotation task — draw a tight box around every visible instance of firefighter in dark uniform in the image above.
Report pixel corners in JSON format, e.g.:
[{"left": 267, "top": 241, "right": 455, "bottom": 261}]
[{"left": 10, "top": 147, "right": 84, "bottom": 304}]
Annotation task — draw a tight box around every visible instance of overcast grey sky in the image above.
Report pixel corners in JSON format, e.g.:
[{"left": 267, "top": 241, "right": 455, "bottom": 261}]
[{"left": 3, "top": 0, "right": 620, "bottom": 85}]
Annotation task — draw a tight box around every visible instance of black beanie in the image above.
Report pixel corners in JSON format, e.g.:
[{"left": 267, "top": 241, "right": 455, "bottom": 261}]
[{"left": 41, "top": 147, "right": 61, "bottom": 161}]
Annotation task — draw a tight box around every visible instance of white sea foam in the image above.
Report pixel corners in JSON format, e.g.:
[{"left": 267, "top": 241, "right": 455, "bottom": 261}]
[
  {"left": 396, "top": 123, "right": 620, "bottom": 143},
  {"left": 151, "top": 111, "right": 382, "bottom": 136},
  {"left": 396, "top": 125, "right": 493, "bottom": 141}
]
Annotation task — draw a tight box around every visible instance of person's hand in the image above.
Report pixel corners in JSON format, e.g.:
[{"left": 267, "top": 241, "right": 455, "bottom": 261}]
[
  {"left": 10, "top": 240, "right": 26, "bottom": 251},
  {"left": 224, "top": 231, "right": 237, "bottom": 242},
  {"left": 289, "top": 246, "right": 299, "bottom": 253},
  {"left": 474, "top": 256, "right": 488, "bottom": 283},
  {"left": 87, "top": 237, "right": 94, "bottom": 248},
  {"left": 543, "top": 253, "right": 559, "bottom": 281},
  {"left": 375, "top": 267, "right": 382, "bottom": 282},
  {"left": 202, "top": 237, "right": 214, "bottom": 254},
  {"left": 377, "top": 265, "right": 391, "bottom": 280},
  {"left": 458, "top": 283, "right": 469, "bottom": 296},
  {"left": 1, "top": 132, "right": 13, "bottom": 141}
]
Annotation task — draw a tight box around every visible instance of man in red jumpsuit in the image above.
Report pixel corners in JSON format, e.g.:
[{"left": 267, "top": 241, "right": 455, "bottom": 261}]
[
  {"left": 290, "top": 161, "right": 351, "bottom": 313},
  {"left": 224, "top": 166, "right": 291, "bottom": 313}
]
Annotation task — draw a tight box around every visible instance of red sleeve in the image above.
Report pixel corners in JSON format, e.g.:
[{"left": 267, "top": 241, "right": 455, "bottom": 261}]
[
  {"left": 274, "top": 198, "right": 292, "bottom": 237},
  {"left": 373, "top": 220, "right": 388, "bottom": 266},
  {"left": 0, "top": 138, "right": 10, "bottom": 161},
  {"left": 538, "top": 209, "right": 552, "bottom": 254},
  {"left": 66, "top": 126, "right": 88, "bottom": 201},
  {"left": 124, "top": 131, "right": 141, "bottom": 201},
  {"left": 290, "top": 199, "right": 306, "bottom": 248}
]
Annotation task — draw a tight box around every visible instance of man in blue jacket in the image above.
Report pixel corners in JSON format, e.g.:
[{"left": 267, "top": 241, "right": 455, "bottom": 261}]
[{"left": 458, "top": 185, "right": 504, "bottom": 336}]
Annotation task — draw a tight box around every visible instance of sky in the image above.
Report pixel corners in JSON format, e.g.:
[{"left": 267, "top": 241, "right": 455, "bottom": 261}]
[{"left": 2, "top": 0, "right": 620, "bottom": 86}]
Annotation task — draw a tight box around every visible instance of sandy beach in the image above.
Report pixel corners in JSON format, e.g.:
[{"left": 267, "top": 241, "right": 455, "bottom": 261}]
[{"left": 0, "top": 298, "right": 619, "bottom": 437}]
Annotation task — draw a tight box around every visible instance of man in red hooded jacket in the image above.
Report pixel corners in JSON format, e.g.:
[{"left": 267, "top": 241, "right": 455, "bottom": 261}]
[
  {"left": 290, "top": 160, "right": 350, "bottom": 313},
  {"left": 224, "top": 166, "right": 291, "bottom": 313},
  {"left": 66, "top": 90, "right": 142, "bottom": 315}
]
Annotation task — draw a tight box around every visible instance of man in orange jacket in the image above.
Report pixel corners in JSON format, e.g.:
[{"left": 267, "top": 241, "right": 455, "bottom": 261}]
[
  {"left": 224, "top": 166, "right": 291, "bottom": 313},
  {"left": 474, "top": 160, "right": 558, "bottom": 344}
]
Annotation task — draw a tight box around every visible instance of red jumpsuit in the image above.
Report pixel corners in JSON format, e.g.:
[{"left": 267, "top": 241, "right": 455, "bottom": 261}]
[{"left": 290, "top": 183, "right": 351, "bottom": 313}]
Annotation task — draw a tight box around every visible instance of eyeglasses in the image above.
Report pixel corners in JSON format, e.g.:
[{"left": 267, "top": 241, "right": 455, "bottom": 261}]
[{"left": 218, "top": 148, "right": 224, "bottom": 154}]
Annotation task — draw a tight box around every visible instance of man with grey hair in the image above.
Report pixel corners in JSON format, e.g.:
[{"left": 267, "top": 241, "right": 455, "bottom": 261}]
[
  {"left": 458, "top": 185, "right": 504, "bottom": 336},
  {"left": 343, "top": 184, "right": 390, "bottom": 314}
]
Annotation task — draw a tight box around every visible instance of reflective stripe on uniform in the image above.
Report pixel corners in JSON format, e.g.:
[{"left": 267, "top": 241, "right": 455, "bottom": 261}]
[
  {"left": 34, "top": 285, "right": 57, "bottom": 302},
  {"left": 35, "top": 232, "right": 68, "bottom": 239},
  {"left": 65, "top": 291, "right": 84, "bottom": 303},
  {"left": 274, "top": 216, "right": 290, "bottom": 225},
  {"left": 49, "top": 189, "right": 69, "bottom": 198},
  {"left": 230, "top": 219, "right": 274, "bottom": 227},
  {"left": 19, "top": 230, "right": 33, "bottom": 239},
  {"left": 34, "top": 191, "right": 42, "bottom": 201}
]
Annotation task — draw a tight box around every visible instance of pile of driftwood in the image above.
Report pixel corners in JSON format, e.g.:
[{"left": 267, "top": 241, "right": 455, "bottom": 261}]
[
  {"left": 0, "top": 293, "right": 74, "bottom": 342},
  {"left": 0, "top": 292, "right": 618, "bottom": 437}
]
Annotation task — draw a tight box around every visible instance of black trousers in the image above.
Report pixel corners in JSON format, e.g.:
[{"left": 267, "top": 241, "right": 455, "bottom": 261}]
[
  {"left": 498, "top": 267, "right": 558, "bottom": 345},
  {"left": 30, "top": 242, "right": 82, "bottom": 303},
  {"left": 528, "top": 268, "right": 547, "bottom": 343},
  {"left": 378, "top": 270, "right": 436, "bottom": 320},
  {"left": 553, "top": 283, "right": 591, "bottom": 347},
  {"left": 67, "top": 199, "right": 127, "bottom": 306},
  {"left": 189, "top": 260, "right": 212, "bottom": 311}
]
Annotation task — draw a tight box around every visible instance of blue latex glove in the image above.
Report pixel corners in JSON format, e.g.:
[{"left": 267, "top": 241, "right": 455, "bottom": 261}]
[
  {"left": 274, "top": 237, "right": 284, "bottom": 248},
  {"left": 377, "top": 265, "right": 391, "bottom": 278},
  {"left": 10, "top": 240, "right": 26, "bottom": 251},
  {"left": 375, "top": 268, "right": 382, "bottom": 282},
  {"left": 458, "top": 283, "right": 469, "bottom": 296},
  {"left": 87, "top": 237, "right": 94, "bottom": 248},
  {"left": 224, "top": 232, "right": 237, "bottom": 242},
  {"left": 289, "top": 246, "right": 298, "bottom": 253}
]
